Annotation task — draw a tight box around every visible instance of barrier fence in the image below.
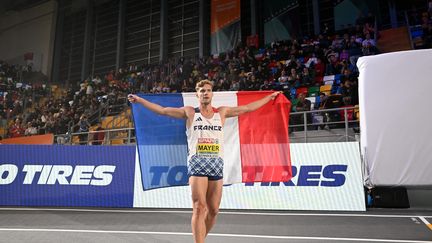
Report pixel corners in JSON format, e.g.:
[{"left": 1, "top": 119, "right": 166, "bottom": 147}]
[{"left": 54, "top": 106, "right": 359, "bottom": 145}]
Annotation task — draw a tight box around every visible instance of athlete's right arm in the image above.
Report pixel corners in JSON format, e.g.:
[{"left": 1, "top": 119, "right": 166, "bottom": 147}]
[{"left": 128, "top": 94, "right": 188, "bottom": 119}]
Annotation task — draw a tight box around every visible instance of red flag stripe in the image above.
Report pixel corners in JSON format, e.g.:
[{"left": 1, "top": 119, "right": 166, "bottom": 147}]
[{"left": 237, "top": 91, "right": 292, "bottom": 183}]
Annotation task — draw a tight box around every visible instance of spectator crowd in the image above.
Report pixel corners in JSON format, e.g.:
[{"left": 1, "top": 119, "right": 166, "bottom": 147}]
[{"left": 1, "top": 15, "right": 380, "bottom": 141}]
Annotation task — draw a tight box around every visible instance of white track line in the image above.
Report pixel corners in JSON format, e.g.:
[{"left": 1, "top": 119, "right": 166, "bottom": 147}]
[
  {"left": 419, "top": 217, "right": 432, "bottom": 231},
  {"left": 0, "top": 207, "right": 431, "bottom": 218},
  {"left": 0, "top": 228, "right": 430, "bottom": 243}
]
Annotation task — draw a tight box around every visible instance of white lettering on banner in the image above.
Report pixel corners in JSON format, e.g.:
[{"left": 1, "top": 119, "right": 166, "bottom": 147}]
[
  {"left": 38, "top": 165, "right": 52, "bottom": 184},
  {"left": 92, "top": 165, "right": 116, "bottom": 186},
  {"left": 0, "top": 164, "right": 18, "bottom": 185},
  {"left": 70, "top": 166, "right": 95, "bottom": 185},
  {"left": 20, "top": 165, "right": 116, "bottom": 186},
  {"left": 23, "top": 165, "right": 43, "bottom": 184},
  {"left": 47, "top": 166, "right": 73, "bottom": 185}
]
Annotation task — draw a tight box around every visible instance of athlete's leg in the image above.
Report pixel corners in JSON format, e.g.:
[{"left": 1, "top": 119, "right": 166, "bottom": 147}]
[
  {"left": 190, "top": 176, "right": 209, "bottom": 243},
  {"left": 205, "top": 178, "right": 223, "bottom": 236}
]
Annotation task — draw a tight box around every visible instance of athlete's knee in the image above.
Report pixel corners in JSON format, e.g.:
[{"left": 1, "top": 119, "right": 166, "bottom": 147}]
[
  {"left": 207, "top": 206, "right": 219, "bottom": 218},
  {"left": 192, "top": 200, "right": 208, "bottom": 216}
]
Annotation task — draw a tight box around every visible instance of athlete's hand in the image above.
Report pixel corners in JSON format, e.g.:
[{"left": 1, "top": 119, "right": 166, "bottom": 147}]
[
  {"left": 269, "top": 91, "right": 282, "bottom": 100},
  {"left": 128, "top": 94, "right": 139, "bottom": 103}
]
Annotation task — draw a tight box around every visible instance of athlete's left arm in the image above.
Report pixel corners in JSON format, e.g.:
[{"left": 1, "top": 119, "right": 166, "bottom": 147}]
[{"left": 220, "top": 91, "right": 281, "bottom": 118}]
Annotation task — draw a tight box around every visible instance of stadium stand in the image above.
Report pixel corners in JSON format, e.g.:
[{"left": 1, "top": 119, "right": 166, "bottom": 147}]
[{"left": 2, "top": 2, "right": 432, "bottom": 145}]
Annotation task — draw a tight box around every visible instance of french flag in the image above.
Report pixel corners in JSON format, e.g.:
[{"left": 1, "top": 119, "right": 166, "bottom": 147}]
[{"left": 132, "top": 91, "right": 292, "bottom": 190}]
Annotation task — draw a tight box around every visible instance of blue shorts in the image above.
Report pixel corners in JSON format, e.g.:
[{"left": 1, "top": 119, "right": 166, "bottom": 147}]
[{"left": 188, "top": 155, "right": 223, "bottom": 181}]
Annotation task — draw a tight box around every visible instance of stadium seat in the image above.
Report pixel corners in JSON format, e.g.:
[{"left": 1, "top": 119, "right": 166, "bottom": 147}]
[
  {"left": 291, "top": 98, "right": 299, "bottom": 111},
  {"left": 102, "top": 116, "right": 114, "bottom": 129},
  {"left": 323, "top": 75, "right": 335, "bottom": 82},
  {"left": 320, "top": 84, "right": 332, "bottom": 96},
  {"left": 110, "top": 138, "right": 124, "bottom": 145},
  {"left": 0, "top": 127, "right": 6, "bottom": 137},
  {"left": 125, "top": 108, "right": 131, "bottom": 116},
  {"left": 72, "top": 135, "right": 80, "bottom": 144},
  {"left": 324, "top": 80, "right": 334, "bottom": 86},
  {"left": 296, "top": 87, "right": 308, "bottom": 97},
  {"left": 290, "top": 87, "right": 296, "bottom": 99},
  {"left": 308, "top": 86, "right": 320, "bottom": 97}
]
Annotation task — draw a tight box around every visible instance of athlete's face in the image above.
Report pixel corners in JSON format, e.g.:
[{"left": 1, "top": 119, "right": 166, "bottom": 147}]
[{"left": 197, "top": 84, "right": 213, "bottom": 105}]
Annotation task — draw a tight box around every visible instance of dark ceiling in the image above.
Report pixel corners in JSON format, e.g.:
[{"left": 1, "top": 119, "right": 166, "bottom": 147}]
[{"left": 0, "top": 0, "right": 49, "bottom": 13}]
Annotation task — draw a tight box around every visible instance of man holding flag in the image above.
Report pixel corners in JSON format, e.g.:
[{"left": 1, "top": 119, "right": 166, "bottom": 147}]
[{"left": 129, "top": 80, "right": 282, "bottom": 243}]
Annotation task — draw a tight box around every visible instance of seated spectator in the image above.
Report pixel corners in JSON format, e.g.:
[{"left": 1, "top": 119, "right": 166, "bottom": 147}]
[
  {"left": 347, "top": 36, "right": 363, "bottom": 69},
  {"left": 340, "top": 79, "right": 358, "bottom": 104},
  {"left": 9, "top": 118, "right": 24, "bottom": 138},
  {"left": 363, "top": 22, "right": 375, "bottom": 38},
  {"left": 227, "top": 79, "right": 237, "bottom": 91},
  {"left": 259, "top": 80, "right": 273, "bottom": 90},
  {"left": 245, "top": 75, "right": 261, "bottom": 91},
  {"left": 296, "top": 93, "right": 312, "bottom": 112},
  {"left": 278, "top": 70, "right": 289, "bottom": 83},
  {"left": 287, "top": 68, "right": 301, "bottom": 87},
  {"left": 301, "top": 67, "right": 314, "bottom": 86},
  {"left": 325, "top": 54, "right": 343, "bottom": 75},
  {"left": 292, "top": 93, "right": 312, "bottom": 131},
  {"left": 215, "top": 78, "right": 230, "bottom": 91},
  {"left": 339, "top": 48, "right": 350, "bottom": 62},
  {"left": 362, "top": 33, "right": 376, "bottom": 47},
  {"left": 332, "top": 34, "right": 344, "bottom": 51},
  {"left": 24, "top": 122, "right": 38, "bottom": 136},
  {"left": 304, "top": 53, "right": 318, "bottom": 68},
  {"left": 363, "top": 45, "right": 378, "bottom": 57},
  {"left": 313, "top": 58, "right": 326, "bottom": 78},
  {"left": 341, "top": 33, "right": 350, "bottom": 49},
  {"left": 315, "top": 92, "right": 327, "bottom": 110},
  {"left": 78, "top": 114, "right": 90, "bottom": 145},
  {"left": 92, "top": 75, "right": 102, "bottom": 85}
]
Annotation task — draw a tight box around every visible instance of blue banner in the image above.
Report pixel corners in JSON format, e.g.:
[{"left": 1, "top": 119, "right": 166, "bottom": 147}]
[{"left": 0, "top": 145, "right": 135, "bottom": 207}]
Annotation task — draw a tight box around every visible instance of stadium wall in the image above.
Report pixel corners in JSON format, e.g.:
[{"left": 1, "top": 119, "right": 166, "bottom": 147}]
[
  {"left": 0, "top": 0, "right": 56, "bottom": 76},
  {"left": 0, "top": 142, "right": 366, "bottom": 211}
]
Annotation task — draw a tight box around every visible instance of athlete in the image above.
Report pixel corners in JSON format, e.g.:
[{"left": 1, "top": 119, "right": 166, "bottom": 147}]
[{"left": 128, "top": 80, "right": 281, "bottom": 243}]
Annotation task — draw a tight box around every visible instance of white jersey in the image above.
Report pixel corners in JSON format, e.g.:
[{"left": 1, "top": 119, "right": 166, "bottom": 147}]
[{"left": 186, "top": 107, "right": 224, "bottom": 178}]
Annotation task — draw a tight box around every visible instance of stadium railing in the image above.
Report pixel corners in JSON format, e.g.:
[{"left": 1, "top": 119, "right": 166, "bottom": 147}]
[{"left": 54, "top": 107, "right": 359, "bottom": 145}]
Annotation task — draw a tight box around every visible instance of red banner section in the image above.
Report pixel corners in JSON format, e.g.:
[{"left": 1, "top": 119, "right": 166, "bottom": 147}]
[
  {"left": 211, "top": 0, "right": 240, "bottom": 34},
  {"left": 0, "top": 134, "right": 54, "bottom": 145}
]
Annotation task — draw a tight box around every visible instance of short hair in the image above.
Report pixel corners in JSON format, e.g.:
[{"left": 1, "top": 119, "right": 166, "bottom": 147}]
[{"left": 195, "top": 79, "right": 213, "bottom": 91}]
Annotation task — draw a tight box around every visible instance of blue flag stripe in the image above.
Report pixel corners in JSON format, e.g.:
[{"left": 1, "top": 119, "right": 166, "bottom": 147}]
[{"left": 132, "top": 93, "right": 188, "bottom": 190}]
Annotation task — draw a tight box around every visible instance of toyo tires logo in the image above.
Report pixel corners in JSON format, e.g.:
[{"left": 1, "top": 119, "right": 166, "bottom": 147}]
[
  {"left": 147, "top": 164, "right": 348, "bottom": 187},
  {"left": 0, "top": 164, "right": 116, "bottom": 186}
]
